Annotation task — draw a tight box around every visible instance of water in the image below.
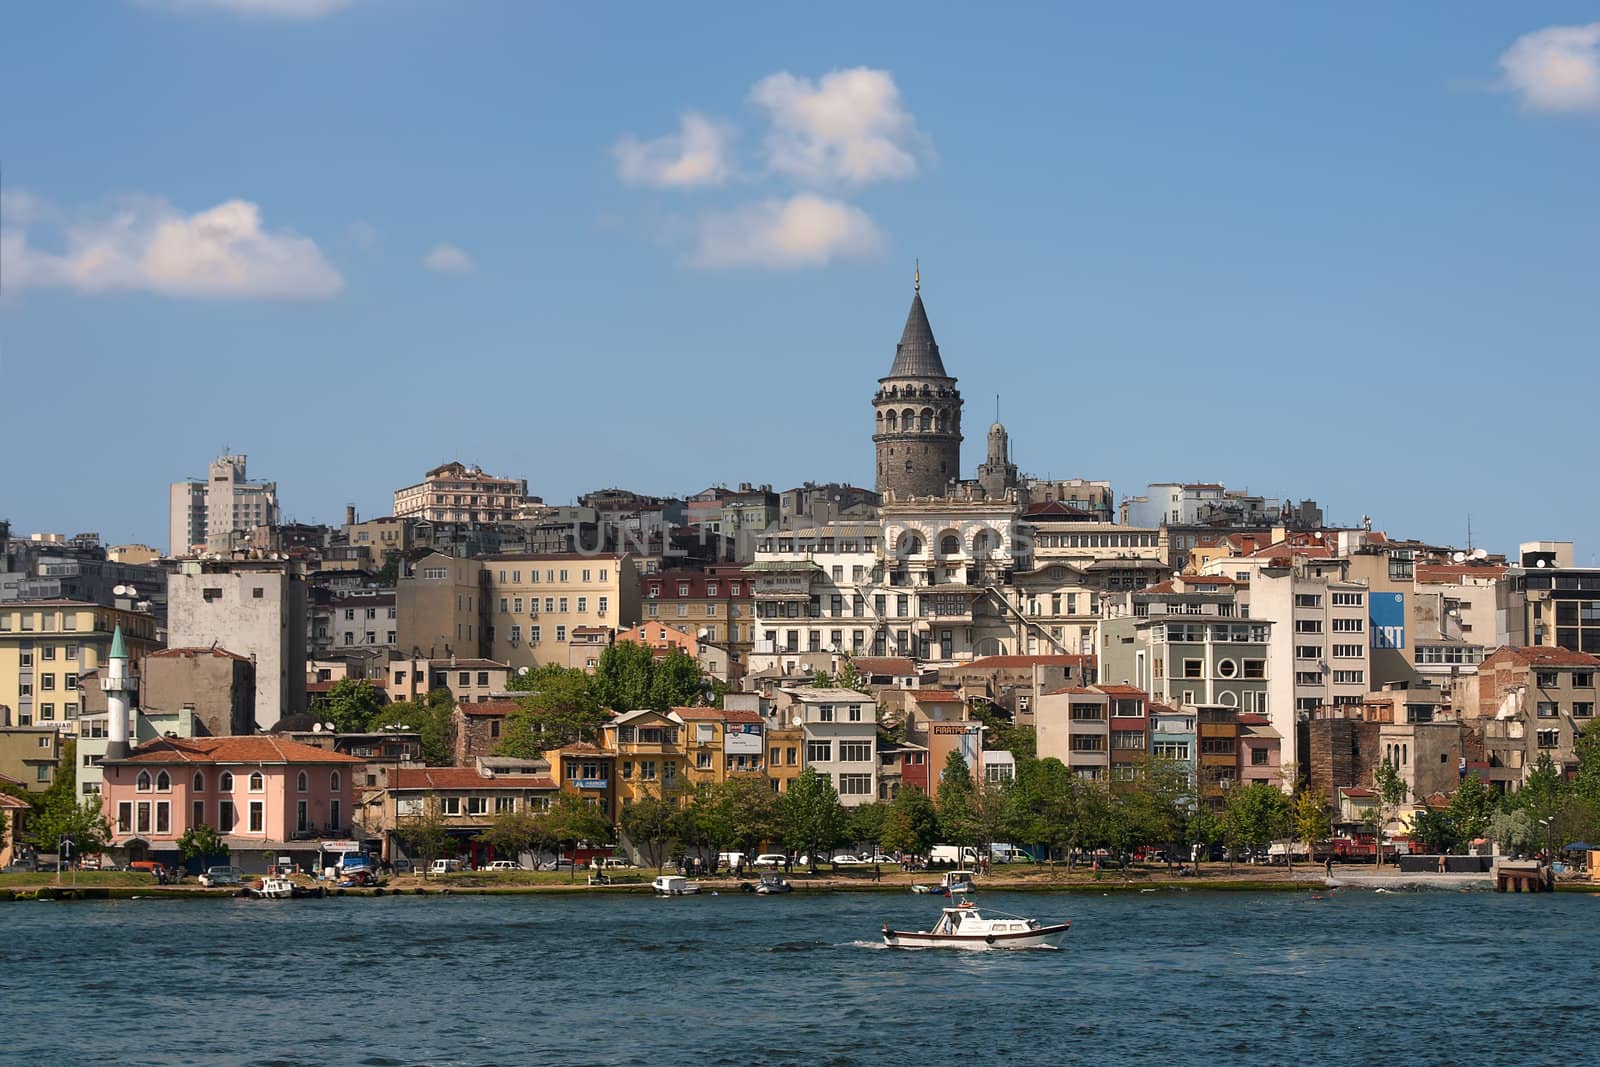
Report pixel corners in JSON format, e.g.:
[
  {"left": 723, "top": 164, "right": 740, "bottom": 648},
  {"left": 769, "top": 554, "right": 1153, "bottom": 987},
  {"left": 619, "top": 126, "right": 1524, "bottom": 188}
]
[{"left": 4, "top": 888, "right": 1598, "bottom": 1066}]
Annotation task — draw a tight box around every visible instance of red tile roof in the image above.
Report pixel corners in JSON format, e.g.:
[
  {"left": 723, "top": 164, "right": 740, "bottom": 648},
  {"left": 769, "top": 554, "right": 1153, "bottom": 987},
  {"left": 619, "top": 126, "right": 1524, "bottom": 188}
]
[
  {"left": 1043, "top": 686, "right": 1101, "bottom": 697},
  {"left": 461, "top": 699, "right": 522, "bottom": 717},
  {"left": 1094, "top": 685, "right": 1147, "bottom": 698},
  {"left": 961, "top": 654, "right": 1095, "bottom": 670},
  {"left": 551, "top": 742, "right": 611, "bottom": 756},
  {"left": 851, "top": 657, "right": 919, "bottom": 676},
  {"left": 390, "top": 767, "right": 557, "bottom": 791},
  {"left": 1340, "top": 787, "right": 1376, "bottom": 798},
  {"left": 914, "top": 690, "right": 965, "bottom": 703},
  {"left": 148, "top": 646, "right": 251, "bottom": 662},
  {"left": 117, "top": 736, "right": 362, "bottom": 765},
  {"left": 673, "top": 706, "right": 725, "bottom": 720},
  {"left": 721, "top": 708, "right": 762, "bottom": 724},
  {"left": 1490, "top": 646, "right": 1600, "bottom": 667},
  {"left": 0, "top": 792, "right": 31, "bottom": 810},
  {"left": 427, "top": 659, "right": 509, "bottom": 671}
]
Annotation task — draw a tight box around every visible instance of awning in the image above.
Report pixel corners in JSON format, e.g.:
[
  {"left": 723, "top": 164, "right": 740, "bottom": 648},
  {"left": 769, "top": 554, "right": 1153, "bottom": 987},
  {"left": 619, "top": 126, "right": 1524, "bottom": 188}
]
[{"left": 1561, "top": 842, "right": 1595, "bottom": 852}]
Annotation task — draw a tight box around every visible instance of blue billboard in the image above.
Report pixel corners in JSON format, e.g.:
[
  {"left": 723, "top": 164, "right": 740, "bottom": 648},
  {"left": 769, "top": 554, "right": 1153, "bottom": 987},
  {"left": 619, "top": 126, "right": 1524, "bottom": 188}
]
[{"left": 1370, "top": 592, "right": 1405, "bottom": 650}]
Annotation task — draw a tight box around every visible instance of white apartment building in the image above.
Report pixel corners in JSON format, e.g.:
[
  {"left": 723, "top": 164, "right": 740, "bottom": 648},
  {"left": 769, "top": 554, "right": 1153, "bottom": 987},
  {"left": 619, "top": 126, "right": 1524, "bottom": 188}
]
[
  {"left": 1248, "top": 559, "right": 1372, "bottom": 773},
  {"left": 751, "top": 522, "right": 884, "bottom": 666},
  {"left": 168, "top": 453, "right": 281, "bottom": 556},
  {"left": 783, "top": 687, "right": 878, "bottom": 807}
]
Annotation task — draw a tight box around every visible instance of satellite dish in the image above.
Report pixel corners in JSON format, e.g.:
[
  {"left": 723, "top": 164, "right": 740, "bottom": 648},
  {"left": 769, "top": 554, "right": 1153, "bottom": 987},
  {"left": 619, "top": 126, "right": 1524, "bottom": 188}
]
[
  {"left": 1472, "top": 548, "right": 1488, "bottom": 560},
  {"left": 1452, "top": 551, "right": 1466, "bottom": 563},
  {"left": 1537, "top": 559, "right": 1547, "bottom": 568}
]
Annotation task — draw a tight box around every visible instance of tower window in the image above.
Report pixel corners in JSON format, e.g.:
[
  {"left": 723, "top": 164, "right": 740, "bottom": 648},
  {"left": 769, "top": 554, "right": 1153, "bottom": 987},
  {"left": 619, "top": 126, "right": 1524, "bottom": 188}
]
[{"left": 905, "top": 461, "right": 913, "bottom": 472}]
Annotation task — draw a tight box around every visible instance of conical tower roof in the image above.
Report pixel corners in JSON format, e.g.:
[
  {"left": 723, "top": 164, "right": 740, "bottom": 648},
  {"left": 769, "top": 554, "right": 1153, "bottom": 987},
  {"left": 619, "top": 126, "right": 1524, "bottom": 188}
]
[
  {"left": 886, "top": 291, "right": 949, "bottom": 378},
  {"left": 110, "top": 625, "right": 127, "bottom": 660}
]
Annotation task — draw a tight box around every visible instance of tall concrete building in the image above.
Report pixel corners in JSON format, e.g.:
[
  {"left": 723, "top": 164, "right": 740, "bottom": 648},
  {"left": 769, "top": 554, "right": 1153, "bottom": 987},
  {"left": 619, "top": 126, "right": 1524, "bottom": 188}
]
[
  {"left": 393, "top": 461, "right": 535, "bottom": 524},
  {"left": 872, "top": 275, "right": 962, "bottom": 500},
  {"left": 165, "top": 558, "right": 306, "bottom": 731},
  {"left": 168, "top": 453, "right": 281, "bottom": 556}
]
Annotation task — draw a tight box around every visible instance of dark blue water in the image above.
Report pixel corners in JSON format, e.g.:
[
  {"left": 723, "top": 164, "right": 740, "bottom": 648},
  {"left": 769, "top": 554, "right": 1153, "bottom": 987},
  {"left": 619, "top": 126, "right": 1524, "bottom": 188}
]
[{"left": 4, "top": 888, "right": 1596, "bottom": 1066}]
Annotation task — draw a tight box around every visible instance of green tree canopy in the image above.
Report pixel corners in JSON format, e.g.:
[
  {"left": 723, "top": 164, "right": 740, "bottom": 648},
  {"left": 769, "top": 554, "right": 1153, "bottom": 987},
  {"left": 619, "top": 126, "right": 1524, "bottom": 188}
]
[
  {"left": 500, "top": 664, "right": 605, "bottom": 755},
  {"left": 881, "top": 786, "right": 940, "bottom": 857},
  {"left": 1223, "top": 782, "right": 1292, "bottom": 855},
  {"left": 1408, "top": 808, "right": 1461, "bottom": 855},
  {"left": 649, "top": 648, "right": 705, "bottom": 710},
  {"left": 783, "top": 768, "right": 843, "bottom": 871},
  {"left": 1446, "top": 774, "right": 1495, "bottom": 846},
  {"left": 178, "top": 824, "right": 228, "bottom": 865},
  {"left": 396, "top": 797, "right": 450, "bottom": 869},
  {"left": 475, "top": 811, "right": 537, "bottom": 863},
  {"left": 935, "top": 750, "right": 979, "bottom": 848},
  {"left": 1292, "top": 788, "right": 1331, "bottom": 855},
  {"left": 845, "top": 801, "right": 888, "bottom": 849},
  {"left": 619, "top": 789, "right": 679, "bottom": 871},
  {"left": 369, "top": 687, "right": 455, "bottom": 766},
  {"left": 594, "top": 641, "right": 658, "bottom": 711},
  {"left": 316, "top": 678, "right": 385, "bottom": 733}
]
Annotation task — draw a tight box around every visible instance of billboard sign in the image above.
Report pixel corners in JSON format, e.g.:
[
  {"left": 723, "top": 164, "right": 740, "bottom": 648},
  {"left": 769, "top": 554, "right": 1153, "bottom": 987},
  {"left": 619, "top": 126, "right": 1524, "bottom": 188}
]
[
  {"left": 724, "top": 721, "right": 764, "bottom": 756},
  {"left": 1371, "top": 592, "right": 1405, "bottom": 650}
]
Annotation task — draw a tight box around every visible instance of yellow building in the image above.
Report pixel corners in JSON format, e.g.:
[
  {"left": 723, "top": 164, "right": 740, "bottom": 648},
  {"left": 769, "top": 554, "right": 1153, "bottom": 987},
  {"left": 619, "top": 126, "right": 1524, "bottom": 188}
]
[
  {"left": 484, "top": 553, "right": 641, "bottom": 671},
  {"left": 675, "top": 707, "right": 767, "bottom": 789},
  {"left": 547, "top": 741, "right": 618, "bottom": 823},
  {"left": 602, "top": 709, "right": 689, "bottom": 811},
  {"left": 0, "top": 601, "right": 160, "bottom": 732}
]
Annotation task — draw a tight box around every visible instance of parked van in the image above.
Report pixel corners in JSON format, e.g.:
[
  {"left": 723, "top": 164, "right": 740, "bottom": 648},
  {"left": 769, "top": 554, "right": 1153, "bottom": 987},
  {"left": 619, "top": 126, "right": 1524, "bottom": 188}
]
[
  {"left": 929, "top": 845, "right": 979, "bottom": 866},
  {"left": 717, "top": 851, "right": 746, "bottom": 870},
  {"left": 198, "top": 865, "right": 243, "bottom": 887},
  {"left": 429, "top": 858, "right": 463, "bottom": 875},
  {"left": 989, "top": 844, "right": 1033, "bottom": 864}
]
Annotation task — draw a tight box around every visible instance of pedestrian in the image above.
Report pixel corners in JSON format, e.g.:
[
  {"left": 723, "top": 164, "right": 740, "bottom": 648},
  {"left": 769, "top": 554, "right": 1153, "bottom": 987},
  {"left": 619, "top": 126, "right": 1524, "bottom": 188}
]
[
  {"left": 1324, "top": 855, "right": 1334, "bottom": 879},
  {"left": 874, "top": 863, "right": 881, "bottom": 882}
]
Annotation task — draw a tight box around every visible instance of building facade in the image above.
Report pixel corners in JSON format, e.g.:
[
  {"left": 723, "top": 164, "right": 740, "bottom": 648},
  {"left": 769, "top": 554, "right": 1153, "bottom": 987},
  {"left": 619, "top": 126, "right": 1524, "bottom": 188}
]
[
  {"left": 872, "top": 280, "right": 963, "bottom": 500},
  {"left": 169, "top": 452, "right": 281, "bottom": 556},
  {"left": 393, "top": 461, "right": 535, "bottom": 524}
]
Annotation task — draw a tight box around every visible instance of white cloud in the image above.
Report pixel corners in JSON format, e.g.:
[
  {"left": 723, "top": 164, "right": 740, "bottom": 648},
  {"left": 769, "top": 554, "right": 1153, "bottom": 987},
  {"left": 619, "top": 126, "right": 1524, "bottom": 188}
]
[
  {"left": 691, "top": 194, "right": 884, "bottom": 269},
  {"left": 1499, "top": 23, "right": 1600, "bottom": 113},
  {"left": 145, "top": 0, "right": 355, "bottom": 18},
  {"left": 2, "top": 193, "right": 343, "bottom": 299},
  {"left": 612, "top": 113, "right": 735, "bottom": 188},
  {"left": 422, "top": 243, "right": 475, "bottom": 273},
  {"left": 749, "top": 68, "right": 927, "bottom": 185}
]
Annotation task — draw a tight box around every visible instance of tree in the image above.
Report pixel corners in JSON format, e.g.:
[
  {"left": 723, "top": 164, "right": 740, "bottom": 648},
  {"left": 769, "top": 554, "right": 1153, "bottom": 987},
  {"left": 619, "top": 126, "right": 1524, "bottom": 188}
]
[
  {"left": 395, "top": 797, "right": 450, "bottom": 873},
  {"left": 881, "top": 787, "right": 939, "bottom": 858},
  {"left": 1573, "top": 720, "right": 1600, "bottom": 816},
  {"left": 475, "top": 811, "right": 537, "bottom": 865},
  {"left": 369, "top": 688, "right": 455, "bottom": 766},
  {"left": 783, "top": 769, "right": 843, "bottom": 872},
  {"left": 541, "top": 795, "right": 613, "bottom": 881},
  {"left": 1223, "top": 782, "right": 1291, "bottom": 861},
  {"left": 1120, "top": 758, "right": 1193, "bottom": 871},
  {"left": 593, "top": 641, "right": 657, "bottom": 711},
  {"left": 935, "top": 750, "right": 980, "bottom": 852},
  {"left": 1372, "top": 759, "right": 1408, "bottom": 868},
  {"left": 811, "top": 668, "right": 833, "bottom": 688},
  {"left": 1446, "top": 775, "right": 1494, "bottom": 847},
  {"left": 649, "top": 648, "right": 704, "bottom": 710},
  {"left": 316, "top": 679, "right": 385, "bottom": 733},
  {"left": 1488, "top": 808, "right": 1537, "bottom": 856},
  {"left": 500, "top": 665, "right": 605, "bottom": 755},
  {"left": 376, "top": 550, "right": 401, "bottom": 585},
  {"left": 619, "top": 789, "right": 679, "bottom": 871},
  {"left": 29, "top": 797, "right": 112, "bottom": 861},
  {"left": 1292, "top": 788, "right": 1331, "bottom": 862},
  {"left": 834, "top": 659, "right": 867, "bottom": 693},
  {"left": 177, "top": 824, "right": 228, "bottom": 869},
  {"left": 1409, "top": 808, "right": 1460, "bottom": 856},
  {"left": 1008, "top": 758, "right": 1086, "bottom": 866},
  {"left": 846, "top": 801, "right": 888, "bottom": 852}
]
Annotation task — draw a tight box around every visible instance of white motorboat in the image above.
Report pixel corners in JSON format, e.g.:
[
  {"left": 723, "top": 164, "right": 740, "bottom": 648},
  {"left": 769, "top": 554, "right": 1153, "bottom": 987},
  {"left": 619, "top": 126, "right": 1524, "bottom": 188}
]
[
  {"left": 882, "top": 902, "right": 1069, "bottom": 950},
  {"left": 251, "top": 876, "right": 294, "bottom": 900},
  {"left": 910, "top": 869, "right": 976, "bottom": 895},
  {"left": 652, "top": 875, "right": 702, "bottom": 896},
  {"left": 754, "top": 875, "right": 792, "bottom": 895}
]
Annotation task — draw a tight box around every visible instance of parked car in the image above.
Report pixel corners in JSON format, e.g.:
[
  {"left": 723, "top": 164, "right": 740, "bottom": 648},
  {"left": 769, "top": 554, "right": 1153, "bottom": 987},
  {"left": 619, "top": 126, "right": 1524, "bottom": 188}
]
[
  {"left": 600, "top": 858, "right": 636, "bottom": 870},
  {"left": 429, "top": 858, "right": 464, "bottom": 875},
  {"left": 752, "top": 853, "right": 789, "bottom": 869},
  {"left": 392, "top": 859, "right": 414, "bottom": 875},
  {"left": 198, "top": 865, "right": 243, "bottom": 887},
  {"left": 831, "top": 853, "right": 867, "bottom": 865},
  {"left": 537, "top": 858, "right": 577, "bottom": 872},
  {"left": 484, "top": 860, "right": 520, "bottom": 871},
  {"left": 861, "top": 853, "right": 894, "bottom": 864}
]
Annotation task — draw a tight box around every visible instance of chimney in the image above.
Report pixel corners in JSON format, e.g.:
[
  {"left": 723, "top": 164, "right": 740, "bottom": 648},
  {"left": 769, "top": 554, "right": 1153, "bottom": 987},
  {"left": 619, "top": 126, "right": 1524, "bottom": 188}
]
[{"left": 346, "top": 504, "right": 357, "bottom": 525}]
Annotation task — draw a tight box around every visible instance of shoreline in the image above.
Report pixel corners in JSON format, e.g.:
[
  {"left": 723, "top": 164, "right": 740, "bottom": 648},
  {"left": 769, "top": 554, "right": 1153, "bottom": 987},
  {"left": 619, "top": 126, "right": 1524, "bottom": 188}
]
[{"left": 7, "top": 868, "right": 1592, "bottom": 901}]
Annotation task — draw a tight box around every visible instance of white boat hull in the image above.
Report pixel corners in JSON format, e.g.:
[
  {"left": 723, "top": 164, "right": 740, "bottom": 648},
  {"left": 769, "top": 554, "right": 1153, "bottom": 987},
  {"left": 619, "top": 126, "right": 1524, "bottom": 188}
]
[
  {"left": 882, "top": 923, "right": 1069, "bottom": 950},
  {"left": 251, "top": 878, "right": 294, "bottom": 900}
]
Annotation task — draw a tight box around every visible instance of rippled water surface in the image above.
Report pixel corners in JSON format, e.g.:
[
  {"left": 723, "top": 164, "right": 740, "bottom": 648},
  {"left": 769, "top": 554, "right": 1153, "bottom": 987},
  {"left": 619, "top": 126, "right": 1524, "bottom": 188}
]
[{"left": 5, "top": 888, "right": 1598, "bottom": 1066}]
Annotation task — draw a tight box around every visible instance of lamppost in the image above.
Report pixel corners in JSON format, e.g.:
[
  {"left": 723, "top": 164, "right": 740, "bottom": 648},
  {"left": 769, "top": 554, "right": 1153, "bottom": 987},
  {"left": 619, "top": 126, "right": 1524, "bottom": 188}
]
[{"left": 1538, "top": 817, "right": 1553, "bottom": 863}]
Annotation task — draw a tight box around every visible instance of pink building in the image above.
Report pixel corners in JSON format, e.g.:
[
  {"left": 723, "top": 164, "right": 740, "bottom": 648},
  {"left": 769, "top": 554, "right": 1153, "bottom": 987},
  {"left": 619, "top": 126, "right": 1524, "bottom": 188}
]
[
  {"left": 1237, "top": 714, "right": 1284, "bottom": 790},
  {"left": 100, "top": 735, "right": 361, "bottom": 872}
]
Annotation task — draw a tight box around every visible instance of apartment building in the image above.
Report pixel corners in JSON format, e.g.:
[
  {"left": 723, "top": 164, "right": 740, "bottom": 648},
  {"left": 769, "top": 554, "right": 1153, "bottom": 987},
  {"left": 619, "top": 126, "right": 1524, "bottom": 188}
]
[
  {"left": 482, "top": 553, "right": 640, "bottom": 671},
  {"left": 1475, "top": 645, "right": 1598, "bottom": 779},
  {"left": 641, "top": 566, "right": 755, "bottom": 678},
  {"left": 392, "top": 461, "right": 535, "bottom": 524},
  {"left": 1099, "top": 578, "right": 1273, "bottom": 716},
  {"left": 169, "top": 452, "right": 280, "bottom": 556},
  {"left": 368, "top": 762, "right": 558, "bottom": 866},
  {"left": 1035, "top": 687, "right": 1109, "bottom": 781},
  {"left": 396, "top": 552, "right": 488, "bottom": 661},
  {"left": 603, "top": 709, "right": 688, "bottom": 810},
  {"left": 319, "top": 590, "right": 398, "bottom": 658},
  {"left": 0, "top": 726, "right": 60, "bottom": 788},
  {"left": 751, "top": 522, "right": 883, "bottom": 662},
  {"left": 675, "top": 706, "right": 766, "bottom": 787},
  {"left": 782, "top": 688, "right": 878, "bottom": 807},
  {"left": 0, "top": 601, "right": 161, "bottom": 731},
  {"left": 1502, "top": 542, "right": 1600, "bottom": 656},
  {"left": 166, "top": 558, "right": 307, "bottom": 731}
]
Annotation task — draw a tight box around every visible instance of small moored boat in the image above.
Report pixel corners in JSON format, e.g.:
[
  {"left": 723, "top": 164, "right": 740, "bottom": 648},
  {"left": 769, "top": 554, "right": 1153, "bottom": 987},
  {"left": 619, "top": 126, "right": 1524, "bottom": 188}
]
[
  {"left": 251, "top": 876, "right": 294, "bottom": 900},
  {"left": 755, "top": 875, "right": 792, "bottom": 895},
  {"left": 652, "top": 875, "right": 702, "bottom": 896},
  {"left": 882, "top": 902, "right": 1069, "bottom": 950},
  {"left": 910, "top": 869, "right": 976, "bottom": 895}
]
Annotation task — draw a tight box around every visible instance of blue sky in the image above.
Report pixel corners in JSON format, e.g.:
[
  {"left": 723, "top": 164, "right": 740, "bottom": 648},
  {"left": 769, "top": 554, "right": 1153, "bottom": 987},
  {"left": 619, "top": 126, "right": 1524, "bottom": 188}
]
[{"left": 2, "top": 2, "right": 1597, "bottom": 561}]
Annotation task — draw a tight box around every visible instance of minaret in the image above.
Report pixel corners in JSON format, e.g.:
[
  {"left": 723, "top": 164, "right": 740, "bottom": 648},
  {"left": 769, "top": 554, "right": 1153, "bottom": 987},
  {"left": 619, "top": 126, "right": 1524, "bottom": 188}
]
[
  {"left": 872, "top": 267, "right": 963, "bottom": 499},
  {"left": 104, "top": 625, "right": 134, "bottom": 760}
]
